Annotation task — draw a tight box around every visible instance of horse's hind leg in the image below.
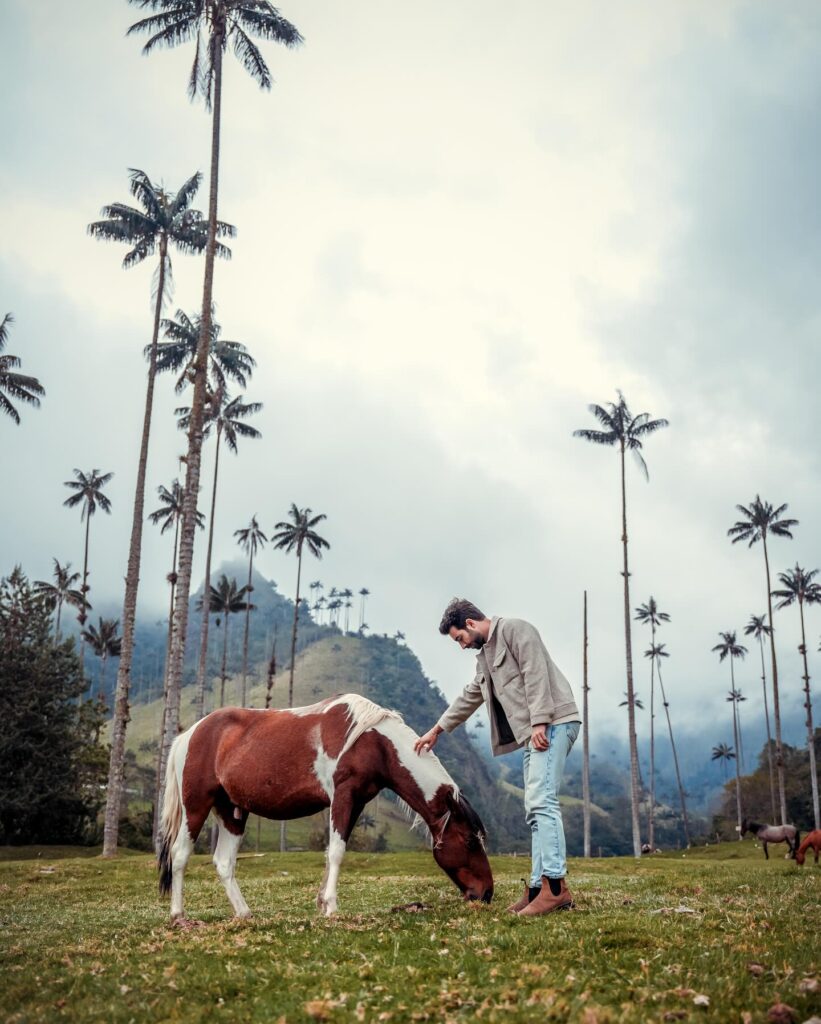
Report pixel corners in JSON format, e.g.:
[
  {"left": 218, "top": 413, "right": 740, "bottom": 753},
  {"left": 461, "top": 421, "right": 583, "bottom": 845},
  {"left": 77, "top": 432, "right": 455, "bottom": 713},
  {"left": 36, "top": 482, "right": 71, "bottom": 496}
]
[
  {"left": 213, "top": 808, "right": 251, "bottom": 919},
  {"left": 763, "top": 842, "right": 768, "bottom": 860},
  {"left": 170, "top": 822, "right": 195, "bottom": 921}
]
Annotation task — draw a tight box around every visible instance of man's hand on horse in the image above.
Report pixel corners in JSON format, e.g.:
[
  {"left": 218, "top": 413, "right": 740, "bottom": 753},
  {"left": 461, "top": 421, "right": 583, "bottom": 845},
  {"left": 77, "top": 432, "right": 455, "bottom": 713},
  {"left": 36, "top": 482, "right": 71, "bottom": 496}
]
[
  {"left": 414, "top": 725, "right": 442, "bottom": 755},
  {"left": 531, "top": 724, "right": 550, "bottom": 751}
]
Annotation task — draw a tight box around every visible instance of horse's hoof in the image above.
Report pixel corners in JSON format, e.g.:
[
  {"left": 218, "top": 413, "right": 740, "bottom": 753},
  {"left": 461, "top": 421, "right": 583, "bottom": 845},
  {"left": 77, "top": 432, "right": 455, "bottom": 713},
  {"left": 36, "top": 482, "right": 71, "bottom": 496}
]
[{"left": 234, "top": 911, "right": 253, "bottom": 921}]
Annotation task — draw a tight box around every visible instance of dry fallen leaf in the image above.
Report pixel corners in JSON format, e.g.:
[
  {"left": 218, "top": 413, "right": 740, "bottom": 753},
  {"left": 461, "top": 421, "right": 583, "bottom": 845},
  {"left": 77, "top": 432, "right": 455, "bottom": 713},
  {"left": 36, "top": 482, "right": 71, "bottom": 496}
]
[
  {"left": 798, "top": 977, "right": 818, "bottom": 994},
  {"left": 767, "top": 1003, "right": 798, "bottom": 1024},
  {"left": 748, "top": 963, "right": 766, "bottom": 977},
  {"left": 693, "top": 994, "right": 710, "bottom": 1007}
]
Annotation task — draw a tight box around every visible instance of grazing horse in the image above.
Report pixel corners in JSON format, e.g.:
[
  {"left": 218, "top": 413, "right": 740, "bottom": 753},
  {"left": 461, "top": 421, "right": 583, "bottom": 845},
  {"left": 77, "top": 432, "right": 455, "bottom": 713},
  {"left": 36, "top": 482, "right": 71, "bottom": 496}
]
[
  {"left": 795, "top": 829, "right": 821, "bottom": 866},
  {"left": 157, "top": 694, "right": 494, "bottom": 921},
  {"left": 740, "top": 818, "right": 800, "bottom": 859}
]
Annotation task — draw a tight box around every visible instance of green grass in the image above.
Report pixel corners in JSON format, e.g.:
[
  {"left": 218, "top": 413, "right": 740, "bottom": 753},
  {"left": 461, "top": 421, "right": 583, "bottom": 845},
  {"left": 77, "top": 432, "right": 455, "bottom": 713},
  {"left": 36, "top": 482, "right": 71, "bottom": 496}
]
[{"left": 1, "top": 844, "right": 817, "bottom": 1023}]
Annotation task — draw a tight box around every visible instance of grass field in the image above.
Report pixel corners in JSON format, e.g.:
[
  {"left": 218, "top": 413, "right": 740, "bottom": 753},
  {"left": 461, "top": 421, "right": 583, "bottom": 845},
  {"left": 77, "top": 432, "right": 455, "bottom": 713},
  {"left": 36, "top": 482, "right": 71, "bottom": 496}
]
[{"left": 1, "top": 844, "right": 818, "bottom": 1023}]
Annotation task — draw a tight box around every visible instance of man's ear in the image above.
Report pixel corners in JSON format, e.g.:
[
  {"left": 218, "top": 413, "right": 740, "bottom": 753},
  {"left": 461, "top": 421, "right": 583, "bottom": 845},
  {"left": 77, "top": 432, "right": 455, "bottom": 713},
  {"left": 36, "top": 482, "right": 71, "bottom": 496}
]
[{"left": 465, "top": 618, "right": 477, "bottom": 631}]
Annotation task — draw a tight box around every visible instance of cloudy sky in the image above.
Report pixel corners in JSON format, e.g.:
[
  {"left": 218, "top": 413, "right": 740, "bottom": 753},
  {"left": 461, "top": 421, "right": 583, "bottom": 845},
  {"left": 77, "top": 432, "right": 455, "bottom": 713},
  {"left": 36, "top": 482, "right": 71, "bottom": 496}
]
[{"left": 2, "top": 1, "right": 820, "bottom": 749}]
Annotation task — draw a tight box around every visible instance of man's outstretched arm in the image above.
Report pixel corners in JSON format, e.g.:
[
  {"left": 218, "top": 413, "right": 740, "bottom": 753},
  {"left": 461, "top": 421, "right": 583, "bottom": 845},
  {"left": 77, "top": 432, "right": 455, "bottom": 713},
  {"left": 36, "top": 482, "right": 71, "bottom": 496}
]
[{"left": 414, "top": 671, "right": 484, "bottom": 755}]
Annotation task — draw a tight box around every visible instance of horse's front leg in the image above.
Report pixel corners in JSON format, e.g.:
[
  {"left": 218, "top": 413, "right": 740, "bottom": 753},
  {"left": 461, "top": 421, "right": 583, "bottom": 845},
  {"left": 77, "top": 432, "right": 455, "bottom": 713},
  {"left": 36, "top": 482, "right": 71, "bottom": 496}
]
[
  {"left": 763, "top": 842, "right": 769, "bottom": 860},
  {"left": 316, "top": 789, "right": 364, "bottom": 917}
]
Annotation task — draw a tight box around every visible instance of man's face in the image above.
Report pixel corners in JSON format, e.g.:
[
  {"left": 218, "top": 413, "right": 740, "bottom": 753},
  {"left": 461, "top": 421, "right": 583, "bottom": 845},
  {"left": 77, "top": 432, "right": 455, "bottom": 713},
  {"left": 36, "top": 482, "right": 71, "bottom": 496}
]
[{"left": 448, "top": 621, "right": 484, "bottom": 650}]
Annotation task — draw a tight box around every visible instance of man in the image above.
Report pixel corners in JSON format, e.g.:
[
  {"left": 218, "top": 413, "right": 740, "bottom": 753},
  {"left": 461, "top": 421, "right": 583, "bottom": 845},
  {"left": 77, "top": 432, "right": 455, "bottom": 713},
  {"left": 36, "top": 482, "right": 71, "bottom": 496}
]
[{"left": 413, "top": 598, "right": 581, "bottom": 916}]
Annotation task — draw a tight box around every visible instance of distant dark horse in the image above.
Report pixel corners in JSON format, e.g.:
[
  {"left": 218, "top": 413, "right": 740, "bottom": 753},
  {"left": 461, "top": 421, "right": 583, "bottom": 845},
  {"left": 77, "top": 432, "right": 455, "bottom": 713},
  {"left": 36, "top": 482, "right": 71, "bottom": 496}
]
[
  {"left": 740, "top": 818, "right": 799, "bottom": 859},
  {"left": 795, "top": 829, "right": 821, "bottom": 866},
  {"left": 157, "top": 694, "right": 493, "bottom": 921}
]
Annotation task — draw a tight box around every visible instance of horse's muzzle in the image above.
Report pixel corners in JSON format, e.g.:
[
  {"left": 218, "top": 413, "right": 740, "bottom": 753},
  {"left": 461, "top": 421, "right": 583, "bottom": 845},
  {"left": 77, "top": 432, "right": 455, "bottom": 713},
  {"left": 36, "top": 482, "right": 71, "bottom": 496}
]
[{"left": 466, "top": 887, "right": 493, "bottom": 904}]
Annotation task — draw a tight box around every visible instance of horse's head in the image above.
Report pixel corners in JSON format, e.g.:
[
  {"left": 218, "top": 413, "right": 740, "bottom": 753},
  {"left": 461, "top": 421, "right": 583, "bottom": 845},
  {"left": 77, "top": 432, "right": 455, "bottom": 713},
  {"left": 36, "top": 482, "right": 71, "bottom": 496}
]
[
  {"left": 740, "top": 818, "right": 749, "bottom": 836},
  {"left": 431, "top": 790, "right": 493, "bottom": 903},
  {"left": 795, "top": 846, "right": 805, "bottom": 865}
]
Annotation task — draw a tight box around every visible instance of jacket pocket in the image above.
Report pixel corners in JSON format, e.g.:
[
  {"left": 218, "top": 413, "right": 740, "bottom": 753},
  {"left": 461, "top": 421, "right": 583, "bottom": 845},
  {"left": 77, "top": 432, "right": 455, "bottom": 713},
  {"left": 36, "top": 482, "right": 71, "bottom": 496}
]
[{"left": 493, "top": 647, "right": 521, "bottom": 687}]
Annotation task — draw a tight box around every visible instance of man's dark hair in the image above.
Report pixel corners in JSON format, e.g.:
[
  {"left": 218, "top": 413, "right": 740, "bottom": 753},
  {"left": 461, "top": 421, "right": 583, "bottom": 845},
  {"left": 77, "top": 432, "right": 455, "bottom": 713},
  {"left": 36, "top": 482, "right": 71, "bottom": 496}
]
[{"left": 439, "top": 598, "right": 486, "bottom": 634}]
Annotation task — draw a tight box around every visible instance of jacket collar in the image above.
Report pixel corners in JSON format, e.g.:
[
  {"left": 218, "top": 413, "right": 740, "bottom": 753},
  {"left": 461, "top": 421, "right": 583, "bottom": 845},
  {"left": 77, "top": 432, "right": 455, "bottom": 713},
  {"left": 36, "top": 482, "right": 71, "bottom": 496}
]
[{"left": 485, "top": 616, "right": 500, "bottom": 646}]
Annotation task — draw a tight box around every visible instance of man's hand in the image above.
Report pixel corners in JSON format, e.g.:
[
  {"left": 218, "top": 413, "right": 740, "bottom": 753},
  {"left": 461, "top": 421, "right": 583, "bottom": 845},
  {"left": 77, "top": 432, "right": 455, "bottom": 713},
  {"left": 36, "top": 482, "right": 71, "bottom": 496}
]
[
  {"left": 414, "top": 725, "right": 442, "bottom": 755},
  {"left": 531, "top": 724, "right": 550, "bottom": 751}
]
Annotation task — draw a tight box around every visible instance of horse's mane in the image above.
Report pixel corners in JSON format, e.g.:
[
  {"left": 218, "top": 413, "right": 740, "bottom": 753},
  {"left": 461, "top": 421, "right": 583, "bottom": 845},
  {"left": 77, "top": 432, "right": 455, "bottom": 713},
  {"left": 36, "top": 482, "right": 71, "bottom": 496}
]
[{"left": 323, "top": 693, "right": 403, "bottom": 758}]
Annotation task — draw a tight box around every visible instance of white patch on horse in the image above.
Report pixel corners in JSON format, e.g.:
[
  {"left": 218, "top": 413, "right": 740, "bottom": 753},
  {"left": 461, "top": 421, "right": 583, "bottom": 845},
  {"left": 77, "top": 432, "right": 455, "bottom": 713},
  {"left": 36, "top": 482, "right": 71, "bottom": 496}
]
[
  {"left": 165, "top": 719, "right": 202, "bottom": 920},
  {"left": 373, "top": 716, "right": 458, "bottom": 803},
  {"left": 312, "top": 725, "right": 338, "bottom": 800}
]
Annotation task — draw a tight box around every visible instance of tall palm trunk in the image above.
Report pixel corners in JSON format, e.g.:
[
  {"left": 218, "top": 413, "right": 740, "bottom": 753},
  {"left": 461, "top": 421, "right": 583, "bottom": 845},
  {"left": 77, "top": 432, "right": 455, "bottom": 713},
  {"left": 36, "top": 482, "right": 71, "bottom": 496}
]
[
  {"left": 102, "top": 238, "right": 167, "bottom": 857},
  {"left": 648, "top": 619, "right": 656, "bottom": 850},
  {"left": 756, "top": 634, "right": 778, "bottom": 822},
  {"left": 656, "top": 661, "right": 690, "bottom": 846},
  {"left": 159, "top": 29, "right": 225, "bottom": 799},
  {"left": 762, "top": 538, "right": 787, "bottom": 823},
  {"left": 582, "top": 591, "right": 591, "bottom": 858},
  {"left": 241, "top": 546, "right": 255, "bottom": 707},
  {"left": 619, "top": 441, "right": 642, "bottom": 858},
  {"left": 55, "top": 595, "right": 63, "bottom": 642},
  {"left": 153, "top": 513, "right": 181, "bottom": 848},
  {"left": 194, "top": 423, "right": 223, "bottom": 719},
  {"left": 220, "top": 616, "right": 230, "bottom": 707},
  {"left": 797, "top": 598, "right": 820, "bottom": 829},
  {"left": 79, "top": 512, "right": 92, "bottom": 674},
  {"left": 730, "top": 659, "right": 743, "bottom": 838},
  {"left": 280, "top": 544, "right": 304, "bottom": 852}
]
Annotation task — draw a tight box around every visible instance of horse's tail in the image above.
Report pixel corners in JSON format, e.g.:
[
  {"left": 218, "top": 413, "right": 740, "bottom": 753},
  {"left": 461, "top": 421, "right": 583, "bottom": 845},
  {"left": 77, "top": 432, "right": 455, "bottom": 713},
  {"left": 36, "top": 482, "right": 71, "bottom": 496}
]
[{"left": 157, "top": 732, "right": 186, "bottom": 896}]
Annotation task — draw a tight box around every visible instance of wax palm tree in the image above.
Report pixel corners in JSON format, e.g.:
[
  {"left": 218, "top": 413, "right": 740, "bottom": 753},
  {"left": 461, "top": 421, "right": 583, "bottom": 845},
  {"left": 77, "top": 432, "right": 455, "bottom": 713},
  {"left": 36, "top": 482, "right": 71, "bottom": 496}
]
[
  {"left": 573, "top": 391, "right": 668, "bottom": 858},
  {"left": 177, "top": 389, "right": 262, "bottom": 719},
  {"left": 0, "top": 314, "right": 45, "bottom": 424},
  {"left": 272, "top": 505, "right": 329, "bottom": 708},
  {"left": 198, "top": 575, "right": 252, "bottom": 707},
  {"left": 148, "top": 479, "right": 204, "bottom": 845},
  {"left": 127, "top": 1, "right": 302, "bottom": 806},
  {"left": 634, "top": 597, "right": 670, "bottom": 850},
  {"left": 235, "top": 515, "right": 267, "bottom": 707},
  {"left": 33, "top": 559, "right": 84, "bottom": 641},
  {"left": 773, "top": 564, "right": 821, "bottom": 829},
  {"left": 62, "top": 469, "right": 114, "bottom": 667},
  {"left": 91, "top": 169, "right": 233, "bottom": 858},
  {"left": 272, "top": 504, "right": 328, "bottom": 851},
  {"left": 728, "top": 496, "right": 797, "bottom": 823},
  {"left": 308, "top": 580, "right": 321, "bottom": 618},
  {"left": 358, "top": 587, "right": 370, "bottom": 630},
  {"left": 713, "top": 632, "right": 747, "bottom": 837},
  {"left": 81, "top": 617, "right": 122, "bottom": 700},
  {"left": 154, "top": 308, "right": 255, "bottom": 397},
  {"left": 711, "top": 743, "right": 736, "bottom": 781},
  {"left": 744, "top": 613, "right": 777, "bottom": 821},
  {"left": 619, "top": 692, "right": 645, "bottom": 710},
  {"left": 725, "top": 688, "right": 748, "bottom": 772},
  {"left": 342, "top": 588, "right": 354, "bottom": 632},
  {"left": 647, "top": 642, "right": 690, "bottom": 846}
]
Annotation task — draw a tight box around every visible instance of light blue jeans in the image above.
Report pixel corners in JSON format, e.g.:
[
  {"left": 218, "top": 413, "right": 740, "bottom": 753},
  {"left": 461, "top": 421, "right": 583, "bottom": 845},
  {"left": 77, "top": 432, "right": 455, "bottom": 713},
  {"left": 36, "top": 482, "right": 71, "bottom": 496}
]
[{"left": 522, "top": 722, "right": 580, "bottom": 883}]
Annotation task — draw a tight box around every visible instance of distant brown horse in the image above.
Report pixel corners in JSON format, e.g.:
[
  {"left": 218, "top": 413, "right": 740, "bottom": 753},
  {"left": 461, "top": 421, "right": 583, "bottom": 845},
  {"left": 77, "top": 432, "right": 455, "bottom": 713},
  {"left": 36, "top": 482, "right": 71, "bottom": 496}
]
[
  {"left": 795, "top": 829, "right": 821, "bottom": 866},
  {"left": 157, "top": 694, "right": 494, "bottom": 921},
  {"left": 740, "top": 818, "right": 799, "bottom": 859}
]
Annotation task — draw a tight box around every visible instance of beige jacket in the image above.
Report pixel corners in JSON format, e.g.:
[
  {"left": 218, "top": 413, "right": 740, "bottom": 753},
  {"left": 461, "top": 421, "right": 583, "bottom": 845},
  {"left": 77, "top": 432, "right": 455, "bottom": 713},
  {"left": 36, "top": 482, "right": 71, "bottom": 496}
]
[{"left": 436, "top": 616, "right": 580, "bottom": 756}]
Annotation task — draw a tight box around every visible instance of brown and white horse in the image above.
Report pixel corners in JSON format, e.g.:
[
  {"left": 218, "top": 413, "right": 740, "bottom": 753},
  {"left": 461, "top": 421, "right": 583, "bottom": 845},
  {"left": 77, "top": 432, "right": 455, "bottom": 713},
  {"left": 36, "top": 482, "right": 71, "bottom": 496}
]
[
  {"left": 157, "top": 694, "right": 493, "bottom": 920},
  {"left": 795, "top": 829, "right": 821, "bottom": 865}
]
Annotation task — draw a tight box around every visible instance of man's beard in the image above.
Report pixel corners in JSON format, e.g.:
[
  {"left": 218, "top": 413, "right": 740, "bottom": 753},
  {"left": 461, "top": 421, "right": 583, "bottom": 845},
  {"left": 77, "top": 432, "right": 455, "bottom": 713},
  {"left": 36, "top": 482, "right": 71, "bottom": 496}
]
[{"left": 468, "top": 630, "right": 484, "bottom": 650}]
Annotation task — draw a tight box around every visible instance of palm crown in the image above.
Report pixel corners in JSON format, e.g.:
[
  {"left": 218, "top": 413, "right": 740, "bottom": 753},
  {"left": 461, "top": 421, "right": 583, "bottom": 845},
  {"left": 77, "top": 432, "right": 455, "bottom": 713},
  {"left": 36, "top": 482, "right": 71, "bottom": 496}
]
[
  {"left": 712, "top": 631, "right": 747, "bottom": 662},
  {"left": 82, "top": 617, "right": 123, "bottom": 659},
  {"left": 0, "top": 313, "right": 46, "bottom": 424},
  {"left": 177, "top": 389, "right": 262, "bottom": 449},
  {"left": 573, "top": 390, "right": 669, "bottom": 478},
  {"left": 743, "top": 613, "right": 771, "bottom": 640},
  {"left": 727, "top": 496, "right": 798, "bottom": 548},
  {"left": 33, "top": 560, "right": 84, "bottom": 614},
  {"left": 272, "top": 505, "right": 330, "bottom": 558},
  {"left": 155, "top": 309, "right": 255, "bottom": 393},
  {"left": 198, "top": 574, "right": 253, "bottom": 617},
  {"left": 772, "top": 564, "right": 821, "bottom": 610},
  {"left": 235, "top": 515, "right": 267, "bottom": 557},
  {"left": 63, "top": 469, "right": 114, "bottom": 519},
  {"left": 127, "top": 0, "right": 303, "bottom": 107},
  {"left": 635, "top": 597, "right": 670, "bottom": 629},
  {"left": 148, "top": 480, "right": 205, "bottom": 533},
  {"left": 88, "top": 169, "right": 234, "bottom": 292}
]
